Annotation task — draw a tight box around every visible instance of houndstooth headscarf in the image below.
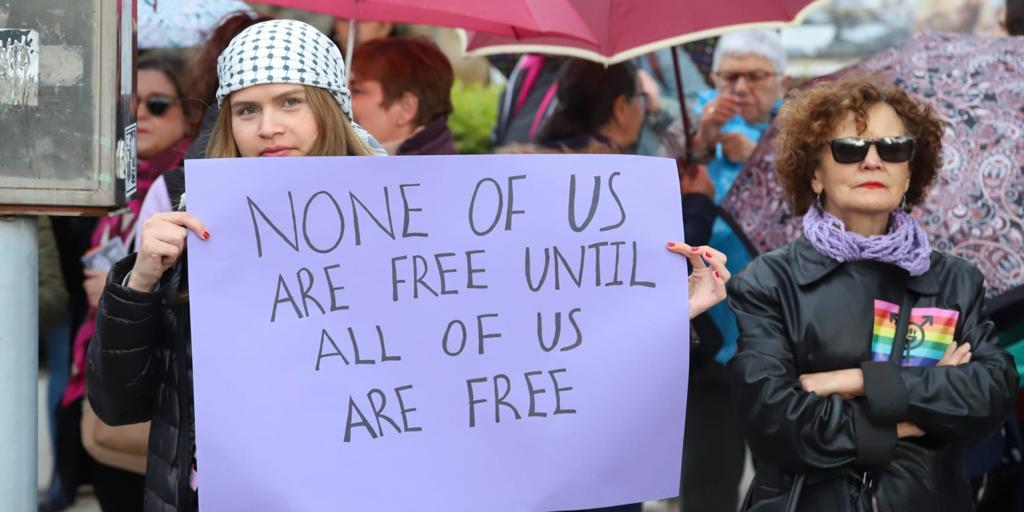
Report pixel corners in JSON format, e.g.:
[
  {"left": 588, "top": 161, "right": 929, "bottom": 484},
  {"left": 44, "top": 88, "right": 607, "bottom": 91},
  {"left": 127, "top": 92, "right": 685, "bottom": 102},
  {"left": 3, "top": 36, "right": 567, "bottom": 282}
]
[{"left": 215, "top": 19, "right": 386, "bottom": 155}]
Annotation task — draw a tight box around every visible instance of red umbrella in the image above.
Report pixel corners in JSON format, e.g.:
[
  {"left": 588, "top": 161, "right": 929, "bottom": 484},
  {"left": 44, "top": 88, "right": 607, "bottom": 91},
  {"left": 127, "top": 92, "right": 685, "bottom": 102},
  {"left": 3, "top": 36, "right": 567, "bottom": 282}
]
[
  {"left": 460, "top": 0, "right": 824, "bottom": 65},
  {"left": 247, "top": 0, "right": 602, "bottom": 86},
  {"left": 459, "top": 0, "right": 826, "bottom": 160},
  {"left": 246, "top": 0, "right": 598, "bottom": 42}
]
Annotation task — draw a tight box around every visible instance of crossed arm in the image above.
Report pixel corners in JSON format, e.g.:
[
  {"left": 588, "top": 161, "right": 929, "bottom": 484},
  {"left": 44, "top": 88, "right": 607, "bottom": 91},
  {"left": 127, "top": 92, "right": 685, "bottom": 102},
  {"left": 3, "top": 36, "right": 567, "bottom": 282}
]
[
  {"left": 728, "top": 267, "right": 1018, "bottom": 473},
  {"left": 798, "top": 342, "right": 973, "bottom": 439}
]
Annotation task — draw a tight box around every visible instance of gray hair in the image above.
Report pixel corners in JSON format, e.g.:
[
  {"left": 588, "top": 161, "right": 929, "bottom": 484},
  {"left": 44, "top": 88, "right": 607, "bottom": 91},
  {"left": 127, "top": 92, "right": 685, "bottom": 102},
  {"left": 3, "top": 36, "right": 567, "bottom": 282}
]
[{"left": 712, "top": 29, "right": 787, "bottom": 75}]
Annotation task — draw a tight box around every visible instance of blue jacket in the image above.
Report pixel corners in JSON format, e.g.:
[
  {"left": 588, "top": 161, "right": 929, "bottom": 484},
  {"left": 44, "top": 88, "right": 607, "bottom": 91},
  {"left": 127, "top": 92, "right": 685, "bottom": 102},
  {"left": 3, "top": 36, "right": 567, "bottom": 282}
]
[{"left": 694, "top": 89, "right": 781, "bottom": 363}]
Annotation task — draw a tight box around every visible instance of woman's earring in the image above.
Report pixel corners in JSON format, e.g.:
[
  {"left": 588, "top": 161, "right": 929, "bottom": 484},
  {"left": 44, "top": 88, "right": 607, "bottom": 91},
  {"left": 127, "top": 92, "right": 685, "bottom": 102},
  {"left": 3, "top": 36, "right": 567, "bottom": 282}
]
[
  {"left": 900, "top": 194, "right": 908, "bottom": 211},
  {"left": 816, "top": 191, "right": 823, "bottom": 207}
]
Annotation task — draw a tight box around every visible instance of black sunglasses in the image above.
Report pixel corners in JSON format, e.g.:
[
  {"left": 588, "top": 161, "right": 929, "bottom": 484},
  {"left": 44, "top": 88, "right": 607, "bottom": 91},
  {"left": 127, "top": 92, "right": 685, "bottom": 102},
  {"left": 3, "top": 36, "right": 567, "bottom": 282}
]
[
  {"left": 140, "top": 94, "right": 179, "bottom": 117},
  {"left": 829, "top": 136, "right": 915, "bottom": 164}
]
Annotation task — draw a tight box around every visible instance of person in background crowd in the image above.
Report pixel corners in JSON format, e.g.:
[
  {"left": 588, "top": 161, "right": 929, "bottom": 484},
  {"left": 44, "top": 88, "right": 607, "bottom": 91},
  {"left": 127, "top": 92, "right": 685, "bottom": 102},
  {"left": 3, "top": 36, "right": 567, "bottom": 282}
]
[
  {"left": 492, "top": 54, "right": 566, "bottom": 146},
  {"left": 494, "top": 54, "right": 680, "bottom": 153},
  {"left": 38, "top": 217, "right": 69, "bottom": 337},
  {"left": 137, "top": 11, "right": 273, "bottom": 241},
  {"left": 87, "top": 20, "right": 383, "bottom": 512},
  {"left": 37, "top": 215, "right": 70, "bottom": 510},
  {"left": 44, "top": 213, "right": 97, "bottom": 511},
  {"left": 350, "top": 36, "right": 457, "bottom": 155},
  {"left": 51, "top": 49, "right": 196, "bottom": 512},
  {"left": 536, "top": 59, "right": 647, "bottom": 153},
  {"left": 329, "top": 17, "right": 398, "bottom": 54},
  {"left": 633, "top": 47, "right": 710, "bottom": 157},
  {"left": 731, "top": 75, "right": 1018, "bottom": 511},
  {"left": 679, "top": 29, "right": 790, "bottom": 512}
]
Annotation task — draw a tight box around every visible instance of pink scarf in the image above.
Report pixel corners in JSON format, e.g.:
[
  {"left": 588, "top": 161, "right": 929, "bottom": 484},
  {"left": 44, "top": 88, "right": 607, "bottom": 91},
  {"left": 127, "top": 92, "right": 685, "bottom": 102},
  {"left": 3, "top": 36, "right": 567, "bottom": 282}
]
[{"left": 62, "top": 141, "right": 188, "bottom": 408}]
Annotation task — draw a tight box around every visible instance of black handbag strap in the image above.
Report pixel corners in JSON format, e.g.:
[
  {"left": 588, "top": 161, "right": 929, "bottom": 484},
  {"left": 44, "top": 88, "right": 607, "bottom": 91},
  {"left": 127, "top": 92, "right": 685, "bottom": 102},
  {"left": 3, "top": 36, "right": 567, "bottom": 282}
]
[
  {"left": 784, "top": 474, "right": 805, "bottom": 512},
  {"left": 888, "top": 291, "right": 917, "bottom": 367}
]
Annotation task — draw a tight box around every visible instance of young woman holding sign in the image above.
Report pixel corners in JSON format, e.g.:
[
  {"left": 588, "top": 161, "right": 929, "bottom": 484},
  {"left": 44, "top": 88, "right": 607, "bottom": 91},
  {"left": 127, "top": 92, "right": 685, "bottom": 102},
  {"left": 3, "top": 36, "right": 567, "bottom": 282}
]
[
  {"left": 87, "top": 20, "right": 727, "bottom": 512},
  {"left": 86, "top": 20, "right": 384, "bottom": 512}
]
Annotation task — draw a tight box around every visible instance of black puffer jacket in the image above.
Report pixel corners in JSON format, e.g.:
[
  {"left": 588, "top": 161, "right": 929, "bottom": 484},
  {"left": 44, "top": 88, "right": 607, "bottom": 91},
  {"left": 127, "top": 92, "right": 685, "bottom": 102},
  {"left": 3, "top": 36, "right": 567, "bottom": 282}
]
[
  {"left": 87, "top": 253, "right": 197, "bottom": 512},
  {"left": 729, "top": 236, "right": 1018, "bottom": 511}
]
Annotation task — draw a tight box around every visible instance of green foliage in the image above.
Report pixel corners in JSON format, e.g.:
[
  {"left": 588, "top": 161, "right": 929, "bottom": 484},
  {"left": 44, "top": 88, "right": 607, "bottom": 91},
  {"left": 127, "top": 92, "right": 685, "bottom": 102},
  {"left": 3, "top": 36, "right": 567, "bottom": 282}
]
[{"left": 448, "top": 79, "right": 502, "bottom": 154}]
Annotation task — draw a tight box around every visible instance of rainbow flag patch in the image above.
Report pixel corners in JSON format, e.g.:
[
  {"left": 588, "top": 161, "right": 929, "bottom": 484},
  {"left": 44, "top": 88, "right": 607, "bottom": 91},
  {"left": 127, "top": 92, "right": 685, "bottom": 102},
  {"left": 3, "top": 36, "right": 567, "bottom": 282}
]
[{"left": 870, "top": 300, "right": 960, "bottom": 367}]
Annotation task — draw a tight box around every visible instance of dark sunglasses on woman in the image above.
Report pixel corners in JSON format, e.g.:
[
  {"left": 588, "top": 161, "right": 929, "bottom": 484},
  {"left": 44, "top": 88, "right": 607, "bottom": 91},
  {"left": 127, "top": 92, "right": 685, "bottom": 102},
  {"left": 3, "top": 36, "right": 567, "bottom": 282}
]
[
  {"left": 829, "top": 136, "right": 915, "bottom": 164},
  {"left": 140, "top": 94, "right": 179, "bottom": 117}
]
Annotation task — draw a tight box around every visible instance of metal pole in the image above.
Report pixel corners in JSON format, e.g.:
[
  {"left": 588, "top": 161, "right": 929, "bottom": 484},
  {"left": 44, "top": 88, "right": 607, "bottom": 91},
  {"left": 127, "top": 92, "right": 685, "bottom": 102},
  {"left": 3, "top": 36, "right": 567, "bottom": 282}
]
[
  {"left": 0, "top": 216, "right": 38, "bottom": 511},
  {"left": 345, "top": 17, "right": 358, "bottom": 87}
]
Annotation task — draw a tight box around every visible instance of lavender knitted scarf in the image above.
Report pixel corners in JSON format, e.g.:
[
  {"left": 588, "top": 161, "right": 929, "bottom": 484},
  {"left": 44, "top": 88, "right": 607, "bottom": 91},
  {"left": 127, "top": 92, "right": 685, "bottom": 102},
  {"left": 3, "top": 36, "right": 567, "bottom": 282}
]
[{"left": 802, "top": 204, "right": 932, "bottom": 276}]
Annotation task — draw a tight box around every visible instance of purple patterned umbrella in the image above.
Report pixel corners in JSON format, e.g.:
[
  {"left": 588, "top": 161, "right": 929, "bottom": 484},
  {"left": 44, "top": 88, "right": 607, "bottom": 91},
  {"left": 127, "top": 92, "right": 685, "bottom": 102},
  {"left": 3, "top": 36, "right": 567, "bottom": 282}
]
[{"left": 721, "top": 32, "right": 1024, "bottom": 323}]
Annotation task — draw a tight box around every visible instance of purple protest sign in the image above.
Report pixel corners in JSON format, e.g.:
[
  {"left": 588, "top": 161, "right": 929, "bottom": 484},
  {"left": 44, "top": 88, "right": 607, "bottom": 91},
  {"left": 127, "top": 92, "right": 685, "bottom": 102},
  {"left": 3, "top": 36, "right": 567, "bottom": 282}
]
[{"left": 185, "top": 154, "right": 689, "bottom": 511}]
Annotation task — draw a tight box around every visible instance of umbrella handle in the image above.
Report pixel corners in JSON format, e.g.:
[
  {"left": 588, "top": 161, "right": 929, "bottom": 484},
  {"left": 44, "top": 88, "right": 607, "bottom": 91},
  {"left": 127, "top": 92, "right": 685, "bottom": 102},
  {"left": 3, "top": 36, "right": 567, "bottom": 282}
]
[
  {"left": 345, "top": 18, "right": 357, "bottom": 86},
  {"left": 670, "top": 46, "right": 695, "bottom": 164}
]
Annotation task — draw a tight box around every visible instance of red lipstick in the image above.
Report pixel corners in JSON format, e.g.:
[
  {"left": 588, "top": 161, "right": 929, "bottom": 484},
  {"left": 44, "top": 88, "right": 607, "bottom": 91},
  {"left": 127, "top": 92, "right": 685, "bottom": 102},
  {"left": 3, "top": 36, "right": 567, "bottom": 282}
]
[{"left": 858, "top": 181, "right": 885, "bottom": 189}]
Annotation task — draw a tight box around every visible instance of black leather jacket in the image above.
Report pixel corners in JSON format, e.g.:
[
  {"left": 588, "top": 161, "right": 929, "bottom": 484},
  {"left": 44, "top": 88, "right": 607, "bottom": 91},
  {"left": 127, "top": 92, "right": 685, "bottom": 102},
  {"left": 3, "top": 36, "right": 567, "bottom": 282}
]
[
  {"left": 728, "top": 236, "right": 1018, "bottom": 511},
  {"left": 87, "top": 254, "right": 197, "bottom": 512}
]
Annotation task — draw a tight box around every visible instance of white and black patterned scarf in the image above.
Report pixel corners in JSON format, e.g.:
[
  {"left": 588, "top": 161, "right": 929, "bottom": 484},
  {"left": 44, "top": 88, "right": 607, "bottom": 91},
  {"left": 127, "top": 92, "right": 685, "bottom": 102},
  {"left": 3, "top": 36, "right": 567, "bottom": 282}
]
[{"left": 215, "top": 19, "right": 386, "bottom": 155}]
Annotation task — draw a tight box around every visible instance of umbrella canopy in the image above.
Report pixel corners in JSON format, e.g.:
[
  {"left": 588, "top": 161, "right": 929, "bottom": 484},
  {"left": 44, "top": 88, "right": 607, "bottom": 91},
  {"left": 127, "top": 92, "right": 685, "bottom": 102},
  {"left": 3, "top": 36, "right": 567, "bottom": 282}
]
[
  {"left": 457, "top": 0, "right": 825, "bottom": 159},
  {"left": 245, "top": 0, "right": 597, "bottom": 42},
  {"left": 459, "top": 0, "right": 826, "bottom": 65},
  {"left": 139, "top": 0, "right": 254, "bottom": 49},
  {"left": 721, "top": 32, "right": 1024, "bottom": 322}
]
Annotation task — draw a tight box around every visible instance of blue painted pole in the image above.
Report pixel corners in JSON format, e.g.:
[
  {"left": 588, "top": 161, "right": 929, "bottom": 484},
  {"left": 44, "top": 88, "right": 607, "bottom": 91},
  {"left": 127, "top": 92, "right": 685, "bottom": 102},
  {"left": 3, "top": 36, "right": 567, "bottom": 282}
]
[{"left": 0, "top": 216, "right": 38, "bottom": 510}]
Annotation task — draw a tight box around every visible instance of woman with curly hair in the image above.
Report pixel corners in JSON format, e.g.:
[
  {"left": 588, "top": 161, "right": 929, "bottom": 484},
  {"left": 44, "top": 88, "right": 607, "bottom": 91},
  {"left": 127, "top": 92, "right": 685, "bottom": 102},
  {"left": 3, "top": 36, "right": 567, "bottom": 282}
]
[{"left": 728, "top": 76, "right": 1018, "bottom": 511}]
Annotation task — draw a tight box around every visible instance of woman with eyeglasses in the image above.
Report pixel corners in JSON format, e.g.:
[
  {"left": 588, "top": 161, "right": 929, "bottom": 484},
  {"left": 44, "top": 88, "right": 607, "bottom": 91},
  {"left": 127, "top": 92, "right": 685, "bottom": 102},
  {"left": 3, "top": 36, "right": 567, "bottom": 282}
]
[
  {"left": 729, "top": 76, "right": 1018, "bottom": 511},
  {"left": 85, "top": 20, "right": 384, "bottom": 512},
  {"left": 135, "top": 11, "right": 273, "bottom": 241}
]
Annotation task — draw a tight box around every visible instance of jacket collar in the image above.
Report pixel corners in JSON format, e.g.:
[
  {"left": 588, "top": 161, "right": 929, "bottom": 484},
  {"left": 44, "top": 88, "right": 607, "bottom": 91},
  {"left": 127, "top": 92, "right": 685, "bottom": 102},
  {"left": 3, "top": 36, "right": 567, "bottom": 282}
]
[
  {"left": 397, "top": 116, "right": 456, "bottom": 156},
  {"left": 792, "top": 235, "right": 940, "bottom": 295}
]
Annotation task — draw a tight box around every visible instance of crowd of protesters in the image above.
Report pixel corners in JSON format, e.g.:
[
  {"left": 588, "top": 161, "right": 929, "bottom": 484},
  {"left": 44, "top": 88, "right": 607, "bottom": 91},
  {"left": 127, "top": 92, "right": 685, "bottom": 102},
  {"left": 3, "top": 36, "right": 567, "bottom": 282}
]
[{"left": 33, "top": 3, "right": 1024, "bottom": 512}]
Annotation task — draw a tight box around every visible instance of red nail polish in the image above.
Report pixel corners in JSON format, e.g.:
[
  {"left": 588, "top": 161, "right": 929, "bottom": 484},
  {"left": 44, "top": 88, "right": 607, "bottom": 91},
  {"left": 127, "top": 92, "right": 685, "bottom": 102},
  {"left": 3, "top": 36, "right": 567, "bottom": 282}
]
[
  {"left": 705, "top": 251, "right": 713, "bottom": 258},
  {"left": 202, "top": 231, "right": 210, "bottom": 240},
  {"left": 691, "top": 246, "right": 700, "bottom": 252},
  {"left": 714, "top": 271, "right": 721, "bottom": 278}
]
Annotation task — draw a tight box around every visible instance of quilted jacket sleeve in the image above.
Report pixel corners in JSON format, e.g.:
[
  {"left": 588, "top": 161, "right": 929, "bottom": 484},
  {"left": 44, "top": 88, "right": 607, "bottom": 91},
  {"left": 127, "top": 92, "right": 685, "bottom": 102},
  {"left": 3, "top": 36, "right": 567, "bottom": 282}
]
[
  {"left": 728, "top": 261, "right": 898, "bottom": 473},
  {"left": 86, "top": 253, "right": 164, "bottom": 426}
]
